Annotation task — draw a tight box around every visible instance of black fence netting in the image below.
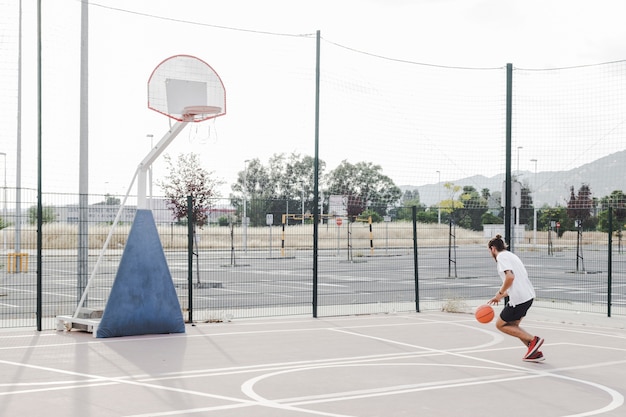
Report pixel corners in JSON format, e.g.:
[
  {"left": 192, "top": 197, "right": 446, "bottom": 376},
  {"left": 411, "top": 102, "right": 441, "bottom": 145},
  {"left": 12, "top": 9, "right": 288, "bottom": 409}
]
[
  {"left": 0, "top": 4, "right": 625, "bottom": 329},
  {"left": 0, "top": 191, "right": 623, "bottom": 329}
]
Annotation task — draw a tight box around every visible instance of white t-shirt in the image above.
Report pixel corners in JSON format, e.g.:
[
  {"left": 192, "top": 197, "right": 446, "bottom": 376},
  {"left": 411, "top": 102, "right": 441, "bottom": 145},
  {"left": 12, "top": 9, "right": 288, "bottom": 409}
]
[{"left": 495, "top": 250, "right": 535, "bottom": 306}]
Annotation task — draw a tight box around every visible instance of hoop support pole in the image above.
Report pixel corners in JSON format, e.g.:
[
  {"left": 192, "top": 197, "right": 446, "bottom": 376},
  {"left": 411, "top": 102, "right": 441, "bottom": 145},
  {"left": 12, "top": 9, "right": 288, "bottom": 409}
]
[
  {"left": 138, "top": 121, "right": 188, "bottom": 209},
  {"left": 72, "top": 167, "right": 139, "bottom": 318}
]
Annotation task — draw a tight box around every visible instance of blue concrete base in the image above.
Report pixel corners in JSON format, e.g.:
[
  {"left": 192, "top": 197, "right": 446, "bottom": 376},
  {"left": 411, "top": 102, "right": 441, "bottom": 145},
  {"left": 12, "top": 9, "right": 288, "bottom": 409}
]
[{"left": 97, "top": 209, "right": 185, "bottom": 338}]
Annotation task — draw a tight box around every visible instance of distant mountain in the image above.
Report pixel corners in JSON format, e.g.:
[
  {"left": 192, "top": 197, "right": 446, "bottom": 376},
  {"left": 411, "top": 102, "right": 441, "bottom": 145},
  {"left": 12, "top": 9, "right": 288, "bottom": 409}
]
[{"left": 403, "top": 150, "right": 626, "bottom": 208}]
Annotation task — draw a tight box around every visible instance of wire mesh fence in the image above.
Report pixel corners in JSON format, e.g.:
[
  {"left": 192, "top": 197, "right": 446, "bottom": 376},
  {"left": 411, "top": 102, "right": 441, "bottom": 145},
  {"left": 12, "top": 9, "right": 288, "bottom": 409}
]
[
  {"left": 0, "top": 192, "right": 624, "bottom": 330},
  {"left": 1, "top": 4, "right": 625, "bottom": 330}
]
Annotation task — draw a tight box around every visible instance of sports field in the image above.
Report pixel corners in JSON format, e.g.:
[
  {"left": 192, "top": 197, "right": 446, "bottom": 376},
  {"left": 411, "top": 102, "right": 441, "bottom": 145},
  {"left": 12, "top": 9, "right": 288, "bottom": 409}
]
[{"left": 1, "top": 308, "right": 625, "bottom": 416}]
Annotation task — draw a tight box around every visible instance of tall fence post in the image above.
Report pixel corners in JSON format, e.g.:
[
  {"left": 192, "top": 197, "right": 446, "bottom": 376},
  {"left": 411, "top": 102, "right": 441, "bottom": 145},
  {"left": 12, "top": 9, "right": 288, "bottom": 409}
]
[
  {"left": 504, "top": 63, "right": 513, "bottom": 248},
  {"left": 312, "top": 29, "right": 321, "bottom": 319},
  {"left": 187, "top": 195, "right": 194, "bottom": 324},
  {"left": 606, "top": 207, "right": 613, "bottom": 317},
  {"left": 412, "top": 206, "right": 419, "bottom": 313}
]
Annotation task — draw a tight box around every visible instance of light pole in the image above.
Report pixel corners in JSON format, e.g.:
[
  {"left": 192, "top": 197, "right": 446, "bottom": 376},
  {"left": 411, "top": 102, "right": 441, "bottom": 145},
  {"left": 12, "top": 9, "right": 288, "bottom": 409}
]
[
  {"left": 146, "top": 134, "right": 153, "bottom": 209},
  {"left": 530, "top": 158, "right": 538, "bottom": 246},
  {"left": 516, "top": 146, "right": 523, "bottom": 176},
  {"left": 436, "top": 170, "right": 441, "bottom": 224},
  {"left": 243, "top": 159, "right": 249, "bottom": 252},
  {"left": 0, "top": 152, "right": 6, "bottom": 252}
]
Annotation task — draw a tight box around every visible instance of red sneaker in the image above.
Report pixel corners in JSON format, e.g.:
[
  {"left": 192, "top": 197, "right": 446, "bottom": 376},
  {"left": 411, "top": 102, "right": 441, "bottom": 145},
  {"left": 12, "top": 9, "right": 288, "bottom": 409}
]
[
  {"left": 523, "top": 350, "right": 545, "bottom": 362},
  {"left": 524, "top": 336, "right": 544, "bottom": 359}
]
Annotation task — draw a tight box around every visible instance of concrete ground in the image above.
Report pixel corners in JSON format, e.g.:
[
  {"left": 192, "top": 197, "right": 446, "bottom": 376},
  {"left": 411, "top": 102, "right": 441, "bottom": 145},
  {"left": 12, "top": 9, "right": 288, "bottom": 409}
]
[{"left": 1, "top": 308, "right": 625, "bottom": 417}]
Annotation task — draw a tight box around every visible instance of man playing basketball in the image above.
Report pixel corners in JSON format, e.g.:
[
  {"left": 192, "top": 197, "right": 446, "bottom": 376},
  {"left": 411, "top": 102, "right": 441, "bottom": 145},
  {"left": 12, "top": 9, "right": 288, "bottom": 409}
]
[{"left": 487, "top": 234, "right": 544, "bottom": 362}]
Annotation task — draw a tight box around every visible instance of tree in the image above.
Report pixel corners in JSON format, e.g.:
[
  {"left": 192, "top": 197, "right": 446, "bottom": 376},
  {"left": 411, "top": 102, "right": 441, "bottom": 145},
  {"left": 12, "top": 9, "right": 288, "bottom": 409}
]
[
  {"left": 231, "top": 153, "right": 326, "bottom": 226},
  {"left": 28, "top": 205, "right": 56, "bottom": 225},
  {"left": 402, "top": 189, "right": 420, "bottom": 203},
  {"left": 268, "top": 153, "right": 324, "bottom": 223},
  {"left": 481, "top": 211, "right": 503, "bottom": 225},
  {"left": 456, "top": 185, "right": 488, "bottom": 231},
  {"left": 567, "top": 184, "right": 593, "bottom": 229},
  {"left": 538, "top": 206, "right": 570, "bottom": 237},
  {"left": 598, "top": 190, "right": 626, "bottom": 234},
  {"left": 519, "top": 183, "right": 534, "bottom": 226},
  {"left": 395, "top": 193, "right": 427, "bottom": 221},
  {"left": 417, "top": 209, "right": 438, "bottom": 223},
  {"left": 231, "top": 158, "right": 273, "bottom": 227},
  {"left": 325, "top": 160, "right": 401, "bottom": 220},
  {"left": 0, "top": 216, "right": 9, "bottom": 230},
  {"left": 440, "top": 182, "right": 462, "bottom": 224},
  {"left": 93, "top": 194, "right": 121, "bottom": 206},
  {"left": 158, "top": 153, "right": 224, "bottom": 227}
]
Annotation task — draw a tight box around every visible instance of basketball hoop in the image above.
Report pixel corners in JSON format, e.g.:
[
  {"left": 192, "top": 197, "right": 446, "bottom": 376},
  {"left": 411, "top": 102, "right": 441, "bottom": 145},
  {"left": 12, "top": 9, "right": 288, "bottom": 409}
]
[
  {"left": 147, "top": 55, "right": 227, "bottom": 122},
  {"left": 182, "top": 105, "right": 222, "bottom": 122}
]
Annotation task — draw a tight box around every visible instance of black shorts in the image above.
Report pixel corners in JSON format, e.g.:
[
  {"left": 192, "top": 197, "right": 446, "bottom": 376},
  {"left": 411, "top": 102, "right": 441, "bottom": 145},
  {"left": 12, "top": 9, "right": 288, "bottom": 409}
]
[{"left": 500, "top": 298, "right": 533, "bottom": 323}]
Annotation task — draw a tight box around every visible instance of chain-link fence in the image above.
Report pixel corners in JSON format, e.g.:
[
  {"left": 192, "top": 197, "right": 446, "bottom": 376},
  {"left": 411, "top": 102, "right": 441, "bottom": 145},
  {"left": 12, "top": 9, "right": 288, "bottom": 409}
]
[
  {"left": 1, "top": 4, "right": 625, "bottom": 330},
  {"left": 1, "top": 192, "right": 624, "bottom": 330}
]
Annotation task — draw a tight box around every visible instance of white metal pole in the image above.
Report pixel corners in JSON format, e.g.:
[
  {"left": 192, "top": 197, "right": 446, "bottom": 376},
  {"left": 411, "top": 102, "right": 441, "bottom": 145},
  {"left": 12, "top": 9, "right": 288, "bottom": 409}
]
[
  {"left": 147, "top": 134, "right": 153, "bottom": 209},
  {"left": 78, "top": 0, "right": 89, "bottom": 299},
  {"left": 15, "top": 0, "right": 22, "bottom": 253},
  {"left": 1, "top": 152, "right": 6, "bottom": 252},
  {"left": 138, "top": 122, "right": 188, "bottom": 209},
  {"left": 73, "top": 169, "right": 139, "bottom": 318}
]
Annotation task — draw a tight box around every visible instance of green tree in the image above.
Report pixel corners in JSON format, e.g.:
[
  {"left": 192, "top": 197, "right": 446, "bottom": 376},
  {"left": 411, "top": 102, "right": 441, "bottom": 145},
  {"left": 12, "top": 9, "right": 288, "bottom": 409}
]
[
  {"left": 361, "top": 209, "right": 383, "bottom": 223},
  {"left": 231, "top": 158, "right": 273, "bottom": 227},
  {"left": 417, "top": 208, "right": 438, "bottom": 223},
  {"left": 441, "top": 182, "right": 462, "bottom": 224},
  {"left": 538, "top": 206, "right": 570, "bottom": 237},
  {"left": 325, "top": 160, "right": 401, "bottom": 220},
  {"left": 157, "top": 153, "right": 224, "bottom": 227},
  {"left": 93, "top": 194, "right": 121, "bottom": 206},
  {"left": 231, "top": 153, "right": 326, "bottom": 226},
  {"left": 402, "top": 189, "right": 420, "bottom": 203},
  {"left": 455, "top": 185, "right": 488, "bottom": 230},
  {"left": 597, "top": 190, "right": 626, "bottom": 233},
  {"left": 481, "top": 211, "right": 503, "bottom": 225},
  {"left": 519, "top": 183, "right": 535, "bottom": 226},
  {"left": 396, "top": 202, "right": 428, "bottom": 221},
  {"left": 567, "top": 184, "right": 593, "bottom": 229},
  {"left": 395, "top": 190, "right": 427, "bottom": 221},
  {"left": 28, "top": 205, "right": 56, "bottom": 225},
  {"left": 481, "top": 188, "right": 491, "bottom": 200}
]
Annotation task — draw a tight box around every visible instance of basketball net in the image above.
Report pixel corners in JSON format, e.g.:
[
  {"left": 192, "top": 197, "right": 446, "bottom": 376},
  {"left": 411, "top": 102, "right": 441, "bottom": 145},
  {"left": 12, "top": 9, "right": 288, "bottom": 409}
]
[{"left": 188, "top": 118, "right": 218, "bottom": 145}]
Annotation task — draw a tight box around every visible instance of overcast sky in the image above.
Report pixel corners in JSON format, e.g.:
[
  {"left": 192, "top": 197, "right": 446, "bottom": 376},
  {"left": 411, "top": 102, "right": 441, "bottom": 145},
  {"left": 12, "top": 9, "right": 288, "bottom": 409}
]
[{"left": 1, "top": 0, "right": 625, "bottom": 202}]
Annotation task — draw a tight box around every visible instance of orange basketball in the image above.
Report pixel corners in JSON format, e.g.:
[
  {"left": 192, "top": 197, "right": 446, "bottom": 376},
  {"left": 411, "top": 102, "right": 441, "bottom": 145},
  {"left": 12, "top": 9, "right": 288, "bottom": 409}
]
[{"left": 475, "top": 304, "right": 494, "bottom": 324}]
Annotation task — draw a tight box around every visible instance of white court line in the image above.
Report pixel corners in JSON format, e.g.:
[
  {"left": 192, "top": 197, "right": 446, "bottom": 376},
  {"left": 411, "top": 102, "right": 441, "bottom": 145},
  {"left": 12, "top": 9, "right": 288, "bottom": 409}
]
[
  {"left": 0, "top": 358, "right": 259, "bottom": 407},
  {"left": 241, "top": 363, "right": 540, "bottom": 405},
  {"left": 232, "top": 317, "right": 625, "bottom": 416},
  {"left": 138, "top": 345, "right": 626, "bottom": 416},
  {"left": 318, "top": 326, "right": 624, "bottom": 417},
  {"left": 0, "top": 286, "right": 79, "bottom": 299},
  {"left": 0, "top": 302, "right": 20, "bottom": 307},
  {"left": 2, "top": 316, "right": 625, "bottom": 416},
  {"left": 526, "top": 323, "right": 626, "bottom": 340}
]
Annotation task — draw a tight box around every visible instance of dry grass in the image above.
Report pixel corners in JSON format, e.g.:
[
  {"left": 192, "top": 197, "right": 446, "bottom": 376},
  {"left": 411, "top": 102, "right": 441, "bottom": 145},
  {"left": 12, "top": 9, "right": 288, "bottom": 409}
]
[
  {"left": 0, "top": 222, "right": 611, "bottom": 251},
  {"left": 441, "top": 297, "right": 470, "bottom": 313}
]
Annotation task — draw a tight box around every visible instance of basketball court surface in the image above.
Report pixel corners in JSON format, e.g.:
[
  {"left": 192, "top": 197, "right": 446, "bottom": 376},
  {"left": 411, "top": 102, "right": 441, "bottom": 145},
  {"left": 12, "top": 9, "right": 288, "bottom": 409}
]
[{"left": 1, "top": 308, "right": 625, "bottom": 416}]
